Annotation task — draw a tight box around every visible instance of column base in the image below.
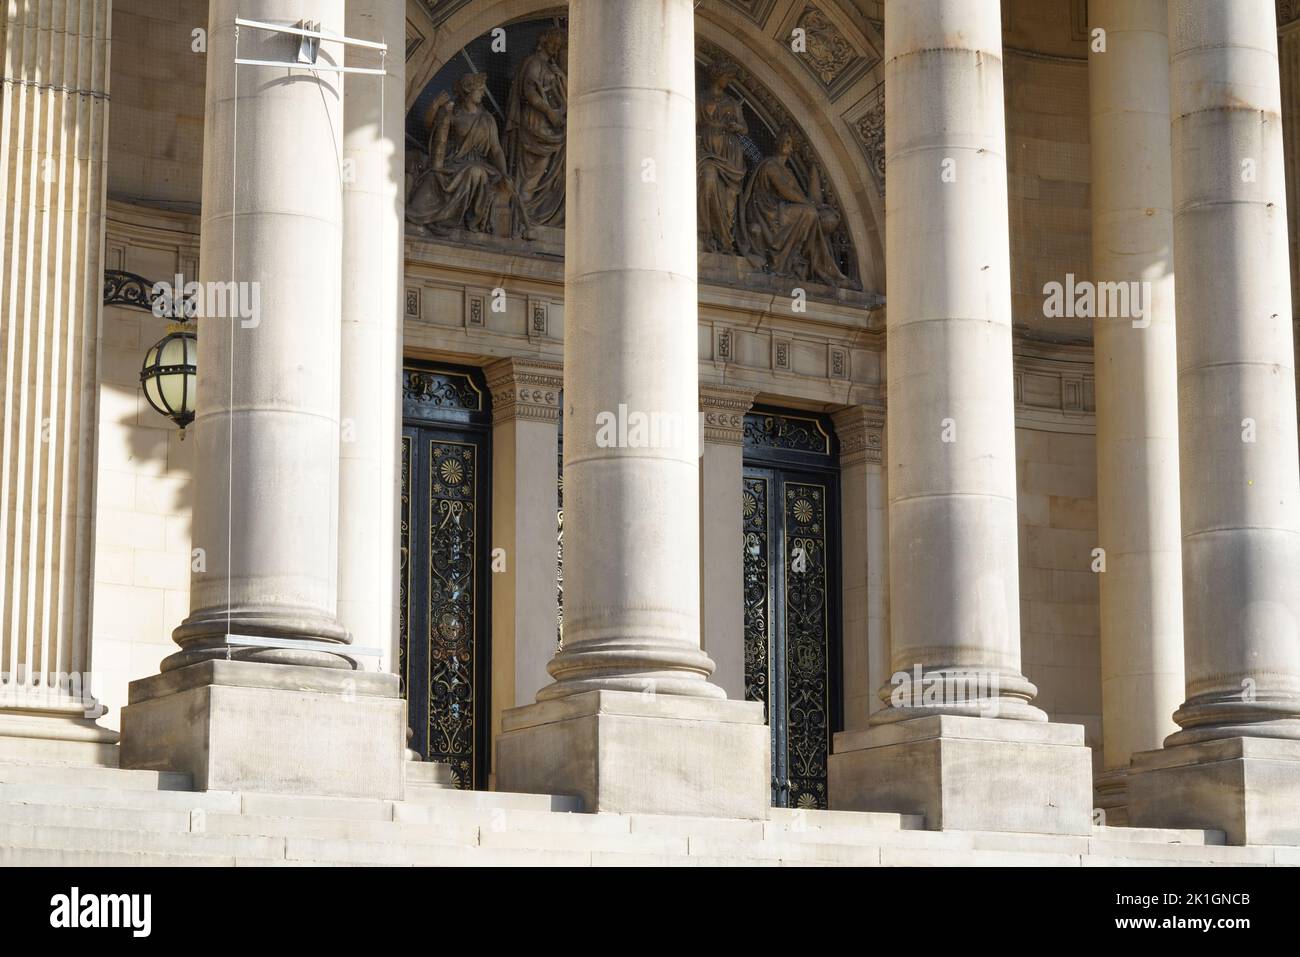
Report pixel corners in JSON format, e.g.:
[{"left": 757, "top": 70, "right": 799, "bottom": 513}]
[
  {"left": 1128, "top": 737, "right": 1300, "bottom": 846},
  {"left": 828, "top": 714, "right": 1094, "bottom": 834},
  {"left": 120, "top": 660, "right": 405, "bottom": 800},
  {"left": 1093, "top": 766, "right": 1130, "bottom": 827},
  {"left": 0, "top": 711, "right": 119, "bottom": 766},
  {"left": 497, "top": 690, "right": 770, "bottom": 818}
]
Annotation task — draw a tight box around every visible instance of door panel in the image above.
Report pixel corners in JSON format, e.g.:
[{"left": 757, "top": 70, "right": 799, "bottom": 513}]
[
  {"left": 399, "top": 365, "right": 491, "bottom": 789},
  {"left": 742, "top": 409, "right": 841, "bottom": 809}
]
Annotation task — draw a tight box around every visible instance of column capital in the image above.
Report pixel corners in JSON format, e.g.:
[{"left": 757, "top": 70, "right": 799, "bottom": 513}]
[
  {"left": 831, "top": 403, "right": 886, "bottom": 467},
  {"left": 485, "top": 357, "right": 564, "bottom": 425},
  {"left": 699, "top": 384, "right": 757, "bottom": 446}
]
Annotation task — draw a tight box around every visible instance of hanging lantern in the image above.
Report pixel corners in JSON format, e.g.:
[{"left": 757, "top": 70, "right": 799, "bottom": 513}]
[{"left": 140, "top": 322, "right": 197, "bottom": 436}]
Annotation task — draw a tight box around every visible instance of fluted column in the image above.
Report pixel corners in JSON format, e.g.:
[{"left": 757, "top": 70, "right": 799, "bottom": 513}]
[
  {"left": 0, "top": 0, "right": 116, "bottom": 757},
  {"left": 1166, "top": 0, "right": 1300, "bottom": 744},
  {"left": 874, "top": 0, "right": 1039, "bottom": 722},
  {"left": 538, "top": 0, "right": 719, "bottom": 699},
  {"left": 168, "top": 0, "right": 350, "bottom": 668},
  {"left": 1087, "top": 0, "right": 1185, "bottom": 800},
  {"left": 338, "top": 0, "right": 404, "bottom": 669}
]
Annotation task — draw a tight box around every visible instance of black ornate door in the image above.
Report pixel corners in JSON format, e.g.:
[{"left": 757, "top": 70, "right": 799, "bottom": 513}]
[
  {"left": 742, "top": 409, "right": 842, "bottom": 809},
  {"left": 400, "top": 363, "right": 491, "bottom": 789}
]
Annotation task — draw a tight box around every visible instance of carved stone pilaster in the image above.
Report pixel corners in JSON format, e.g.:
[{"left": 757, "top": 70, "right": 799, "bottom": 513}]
[
  {"left": 485, "top": 358, "right": 564, "bottom": 424},
  {"left": 699, "top": 385, "right": 757, "bottom": 446},
  {"left": 831, "top": 404, "right": 885, "bottom": 467}
]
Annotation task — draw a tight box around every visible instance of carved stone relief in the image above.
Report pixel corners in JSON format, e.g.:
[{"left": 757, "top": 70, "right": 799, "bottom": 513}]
[
  {"left": 406, "top": 21, "right": 867, "bottom": 294},
  {"left": 406, "top": 72, "right": 532, "bottom": 238},
  {"left": 789, "top": 4, "right": 877, "bottom": 98},
  {"left": 852, "top": 82, "right": 885, "bottom": 193}
]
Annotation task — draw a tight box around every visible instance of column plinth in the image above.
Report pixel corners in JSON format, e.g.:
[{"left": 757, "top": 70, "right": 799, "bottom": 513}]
[
  {"left": 496, "top": 0, "right": 768, "bottom": 817},
  {"left": 828, "top": 0, "right": 1092, "bottom": 835}
]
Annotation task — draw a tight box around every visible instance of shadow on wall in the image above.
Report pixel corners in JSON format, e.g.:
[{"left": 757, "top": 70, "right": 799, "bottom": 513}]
[{"left": 91, "top": 306, "right": 194, "bottom": 731}]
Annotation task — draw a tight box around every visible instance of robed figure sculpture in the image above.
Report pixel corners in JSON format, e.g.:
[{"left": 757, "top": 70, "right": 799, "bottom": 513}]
[
  {"left": 407, "top": 72, "right": 532, "bottom": 238},
  {"left": 742, "top": 129, "right": 847, "bottom": 286},
  {"left": 696, "top": 61, "right": 748, "bottom": 254},
  {"left": 506, "top": 27, "right": 568, "bottom": 229}
]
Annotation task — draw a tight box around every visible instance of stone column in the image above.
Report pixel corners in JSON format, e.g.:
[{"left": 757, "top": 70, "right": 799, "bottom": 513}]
[
  {"left": 1281, "top": 9, "right": 1300, "bottom": 378},
  {"left": 485, "top": 358, "right": 562, "bottom": 779},
  {"left": 166, "top": 0, "right": 349, "bottom": 668},
  {"left": 1129, "top": 0, "right": 1300, "bottom": 846},
  {"left": 0, "top": 0, "right": 117, "bottom": 762},
  {"left": 1087, "top": 0, "right": 1185, "bottom": 822},
  {"left": 831, "top": 404, "right": 888, "bottom": 729},
  {"left": 338, "top": 0, "right": 405, "bottom": 670},
  {"left": 699, "top": 385, "right": 756, "bottom": 700},
  {"left": 120, "top": 0, "right": 405, "bottom": 799},
  {"left": 497, "top": 0, "right": 768, "bottom": 819},
  {"left": 828, "top": 0, "right": 1092, "bottom": 835}
]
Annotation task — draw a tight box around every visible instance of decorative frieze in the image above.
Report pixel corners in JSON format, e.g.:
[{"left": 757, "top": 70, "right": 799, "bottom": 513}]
[
  {"left": 828, "top": 345, "right": 849, "bottom": 379},
  {"left": 528, "top": 298, "right": 552, "bottom": 339},
  {"left": 831, "top": 404, "right": 885, "bottom": 467},
  {"left": 773, "top": 337, "right": 793, "bottom": 371},
  {"left": 485, "top": 358, "right": 563, "bottom": 425},
  {"left": 700, "top": 386, "right": 758, "bottom": 446}
]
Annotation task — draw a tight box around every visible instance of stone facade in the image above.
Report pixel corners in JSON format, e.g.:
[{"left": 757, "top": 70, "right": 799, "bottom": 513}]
[{"left": 2, "top": 0, "right": 1299, "bottom": 863}]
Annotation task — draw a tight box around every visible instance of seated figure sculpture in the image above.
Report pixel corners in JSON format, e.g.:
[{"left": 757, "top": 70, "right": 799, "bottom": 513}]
[
  {"left": 742, "top": 129, "right": 846, "bottom": 287},
  {"left": 407, "top": 72, "right": 533, "bottom": 239}
]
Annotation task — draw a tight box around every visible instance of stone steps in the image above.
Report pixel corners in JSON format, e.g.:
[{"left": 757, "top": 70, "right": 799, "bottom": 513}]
[{"left": 0, "top": 759, "right": 1292, "bottom": 866}]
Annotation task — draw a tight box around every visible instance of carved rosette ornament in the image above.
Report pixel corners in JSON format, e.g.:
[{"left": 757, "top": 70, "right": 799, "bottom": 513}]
[
  {"left": 831, "top": 404, "right": 885, "bottom": 468},
  {"left": 485, "top": 358, "right": 563, "bottom": 424},
  {"left": 700, "top": 385, "right": 758, "bottom": 446}
]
